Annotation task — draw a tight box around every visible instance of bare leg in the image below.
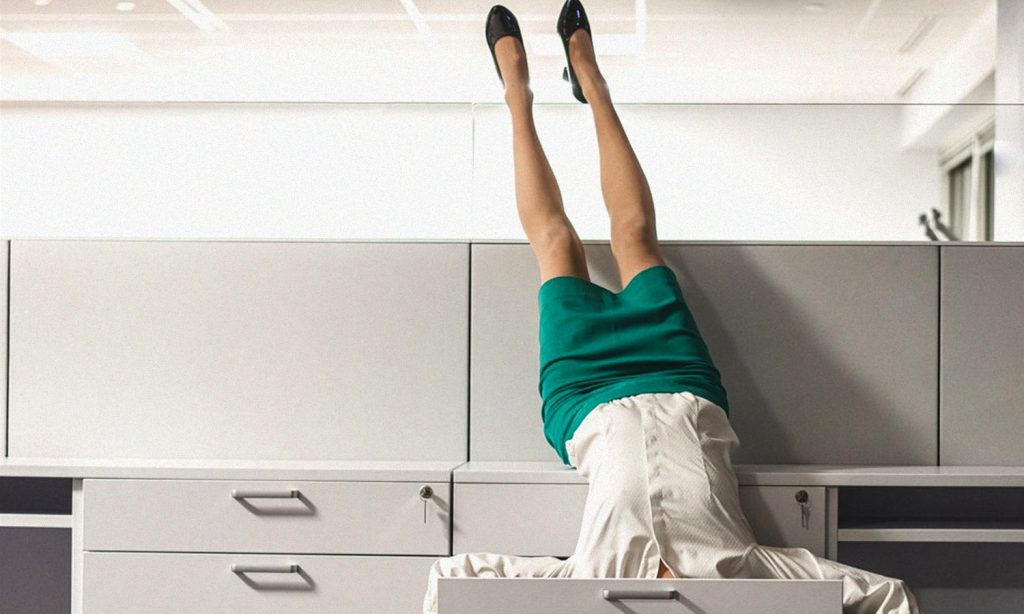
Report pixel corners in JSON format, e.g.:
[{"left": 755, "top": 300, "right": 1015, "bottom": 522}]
[
  {"left": 494, "top": 36, "right": 589, "bottom": 284},
  {"left": 568, "top": 30, "right": 666, "bottom": 288}
]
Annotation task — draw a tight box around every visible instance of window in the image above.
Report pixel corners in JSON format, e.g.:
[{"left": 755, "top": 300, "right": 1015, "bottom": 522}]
[{"left": 940, "top": 119, "right": 995, "bottom": 241}]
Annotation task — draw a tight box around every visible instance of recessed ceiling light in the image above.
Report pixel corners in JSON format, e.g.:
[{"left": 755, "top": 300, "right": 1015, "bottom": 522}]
[
  {"left": 898, "top": 15, "right": 938, "bottom": 54},
  {"left": 116, "top": 2, "right": 136, "bottom": 11},
  {"left": 33, "top": 0, "right": 51, "bottom": 6},
  {"left": 2, "top": 31, "right": 151, "bottom": 63},
  {"left": 166, "top": 0, "right": 229, "bottom": 33},
  {"left": 897, "top": 68, "right": 927, "bottom": 97},
  {"left": 806, "top": 2, "right": 826, "bottom": 11}
]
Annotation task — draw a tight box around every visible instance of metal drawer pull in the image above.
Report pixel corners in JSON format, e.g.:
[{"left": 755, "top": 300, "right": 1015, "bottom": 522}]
[
  {"left": 602, "top": 589, "right": 678, "bottom": 601},
  {"left": 231, "top": 489, "right": 300, "bottom": 499},
  {"left": 231, "top": 564, "right": 300, "bottom": 574}
]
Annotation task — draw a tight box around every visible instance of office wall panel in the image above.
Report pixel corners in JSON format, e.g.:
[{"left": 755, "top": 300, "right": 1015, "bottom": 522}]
[
  {"left": 8, "top": 240, "right": 468, "bottom": 461},
  {"left": 940, "top": 246, "right": 1024, "bottom": 465},
  {"left": 1, "top": 242, "right": 6, "bottom": 457},
  {"left": 471, "top": 243, "right": 938, "bottom": 464}
]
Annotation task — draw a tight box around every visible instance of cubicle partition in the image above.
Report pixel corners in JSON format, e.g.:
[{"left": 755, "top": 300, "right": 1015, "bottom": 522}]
[{"left": 471, "top": 242, "right": 940, "bottom": 465}]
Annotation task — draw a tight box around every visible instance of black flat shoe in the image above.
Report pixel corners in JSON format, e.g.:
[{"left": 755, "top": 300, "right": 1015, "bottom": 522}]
[
  {"left": 557, "top": 0, "right": 591, "bottom": 103},
  {"left": 485, "top": 5, "right": 524, "bottom": 88}
]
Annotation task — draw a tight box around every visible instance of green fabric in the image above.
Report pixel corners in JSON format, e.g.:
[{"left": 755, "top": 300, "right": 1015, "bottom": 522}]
[{"left": 538, "top": 264, "right": 729, "bottom": 465}]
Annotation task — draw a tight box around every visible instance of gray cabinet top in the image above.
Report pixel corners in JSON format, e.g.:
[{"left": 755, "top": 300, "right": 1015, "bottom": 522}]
[{"left": 452, "top": 461, "right": 1024, "bottom": 487}]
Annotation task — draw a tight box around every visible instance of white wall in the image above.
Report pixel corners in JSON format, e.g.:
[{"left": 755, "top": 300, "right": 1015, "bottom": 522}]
[
  {"left": 1, "top": 102, "right": 940, "bottom": 241},
  {"left": 0, "top": 103, "right": 474, "bottom": 240}
]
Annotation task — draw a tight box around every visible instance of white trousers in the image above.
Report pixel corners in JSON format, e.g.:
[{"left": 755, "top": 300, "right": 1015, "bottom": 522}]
[{"left": 423, "top": 391, "right": 922, "bottom": 614}]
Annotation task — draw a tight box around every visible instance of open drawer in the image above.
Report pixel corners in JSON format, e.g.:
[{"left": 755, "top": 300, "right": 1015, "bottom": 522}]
[{"left": 437, "top": 577, "right": 843, "bottom": 613}]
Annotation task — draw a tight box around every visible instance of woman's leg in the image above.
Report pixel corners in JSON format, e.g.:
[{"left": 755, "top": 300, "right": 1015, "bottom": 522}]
[
  {"left": 689, "top": 397, "right": 922, "bottom": 613},
  {"left": 567, "top": 30, "right": 666, "bottom": 288},
  {"left": 494, "top": 36, "right": 589, "bottom": 284}
]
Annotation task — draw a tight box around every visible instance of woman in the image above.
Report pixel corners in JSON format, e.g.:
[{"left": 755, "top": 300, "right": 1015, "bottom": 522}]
[{"left": 423, "top": 2, "right": 922, "bottom": 612}]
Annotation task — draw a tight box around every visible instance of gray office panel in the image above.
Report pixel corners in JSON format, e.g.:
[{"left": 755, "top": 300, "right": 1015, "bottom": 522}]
[
  {"left": 940, "top": 246, "right": 1024, "bottom": 465},
  {"left": 471, "top": 243, "right": 937, "bottom": 464},
  {"left": 8, "top": 241, "right": 468, "bottom": 461},
  {"left": 838, "top": 542, "right": 1024, "bottom": 614},
  {"left": 0, "top": 527, "right": 72, "bottom": 614},
  {"left": 1, "top": 241, "right": 6, "bottom": 458},
  {"left": 469, "top": 243, "right": 626, "bottom": 461}
]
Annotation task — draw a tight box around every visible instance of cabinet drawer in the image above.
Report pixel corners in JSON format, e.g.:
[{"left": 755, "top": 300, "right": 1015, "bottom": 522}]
[
  {"left": 453, "top": 483, "right": 587, "bottom": 556},
  {"left": 437, "top": 578, "right": 842, "bottom": 613},
  {"left": 453, "top": 483, "right": 825, "bottom": 557},
  {"left": 83, "top": 551, "right": 437, "bottom": 614},
  {"left": 83, "top": 479, "right": 449, "bottom": 554},
  {"left": 738, "top": 486, "right": 827, "bottom": 556}
]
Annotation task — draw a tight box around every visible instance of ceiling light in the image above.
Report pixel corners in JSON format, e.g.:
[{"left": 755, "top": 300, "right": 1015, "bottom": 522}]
[
  {"left": 1, "top": 31, "right": 151, "bottom": 62},
  {"left": 116, "top": 2, "right": 136, "bottom": 11},
  {"left": 899, "top": 15, "right": 938, "bottom": 54},
  {"left": 166, "top": 0, "right": 229, "bottom": 33},
  {"left": 398, "top": 0, "right": 439, "bottom": 50},
  {"left": 33, "top": 0, "right": 51, "bottom": 6},
  {"left": 805, "top": 2, "right": 826, "bottom": 11},
  {"left": 896, "top": 68, "right": 927, "bottom": 97}
]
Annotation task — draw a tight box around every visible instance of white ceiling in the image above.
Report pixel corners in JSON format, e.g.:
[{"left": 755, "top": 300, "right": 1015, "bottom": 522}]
[{"left": 0, "top": 0, "right": 998, "bottom": 102}]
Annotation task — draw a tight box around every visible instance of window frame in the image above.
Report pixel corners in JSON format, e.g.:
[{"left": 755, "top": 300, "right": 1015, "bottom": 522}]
[{"left": 939, "top": 117, "right": 995, "bottom": 241}]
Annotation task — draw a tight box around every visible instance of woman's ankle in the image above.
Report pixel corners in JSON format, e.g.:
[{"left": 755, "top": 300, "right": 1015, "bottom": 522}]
[
  {"left": 504, "top": 84, "right": 534, "bottom": 106},
  {"left": 578, "top": 72, "right": 609, "bottom": 103}
]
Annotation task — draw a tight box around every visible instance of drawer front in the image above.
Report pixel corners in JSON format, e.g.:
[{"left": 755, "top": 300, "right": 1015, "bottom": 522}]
[
  {"left": 83, "top": 551, "right": 437, "bottom": 614},
  {"left": 453, "top": 483, "right": 587, "bottom": 556},
  {"left": 738, "top": 486, "right": 827, "bottom": 556},
  {"left": 437, "top": 577, "right": 842, "bottom": 613},
  {"left": 83, "top": 479, "right": 449, "bottom": 554},
  {"left": 453, "top": 483, "right": 824, "bottom": 557}
]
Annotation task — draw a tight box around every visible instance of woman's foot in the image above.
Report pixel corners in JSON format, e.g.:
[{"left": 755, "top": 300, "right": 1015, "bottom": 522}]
[
  {"left": 567, "top": 29, "right": 607, "bottom": 101},
  {"left": 494, "top": 36, "right": 532, "bottom": 104}
]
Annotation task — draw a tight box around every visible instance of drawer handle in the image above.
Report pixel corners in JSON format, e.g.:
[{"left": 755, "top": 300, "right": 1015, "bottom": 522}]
[
  {"left": 231, "top": 489, "right": 300, "bottom": 499},
  {"left": 231, "top": 564, "right": 300, "bottom": 575},
  {"left": 602, "top": 589, "right": 678, "bottom": 601}
]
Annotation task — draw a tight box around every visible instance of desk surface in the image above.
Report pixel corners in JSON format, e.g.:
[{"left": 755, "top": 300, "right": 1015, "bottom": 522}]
[
  {"left": 0, "top": 457, "right": 462, "bottom": 482},
  {"left": 453, "top": 461, "right": 1024, "bottom": 486}
]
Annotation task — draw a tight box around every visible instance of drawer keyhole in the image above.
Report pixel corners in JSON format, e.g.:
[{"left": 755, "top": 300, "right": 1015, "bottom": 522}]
[
  {"left": 420, "top": 485, "right": 434, "bottom": 524},
  {"left": 795, "top": 489, "right": 810, "bottom": 529}
]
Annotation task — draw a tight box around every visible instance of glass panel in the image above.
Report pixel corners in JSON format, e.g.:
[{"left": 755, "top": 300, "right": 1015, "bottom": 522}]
[{"left": 0, "top": 0, "right": 1019, "bottom": 240}]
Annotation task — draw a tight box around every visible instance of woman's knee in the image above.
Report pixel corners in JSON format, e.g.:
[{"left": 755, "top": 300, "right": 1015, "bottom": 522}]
[{"left": 533, "top": 224, "right": 588, "bottom": 281}]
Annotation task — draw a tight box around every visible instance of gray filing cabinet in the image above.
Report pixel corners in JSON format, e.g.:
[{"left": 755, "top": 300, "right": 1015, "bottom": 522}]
[{"left": 78, "top": 470, "right": 455, "bottom": 614}]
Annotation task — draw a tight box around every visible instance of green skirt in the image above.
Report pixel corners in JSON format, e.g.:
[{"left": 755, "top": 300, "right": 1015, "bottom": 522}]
[{"left": 538, "top": 264, "right": 729, "bottom": 465}]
